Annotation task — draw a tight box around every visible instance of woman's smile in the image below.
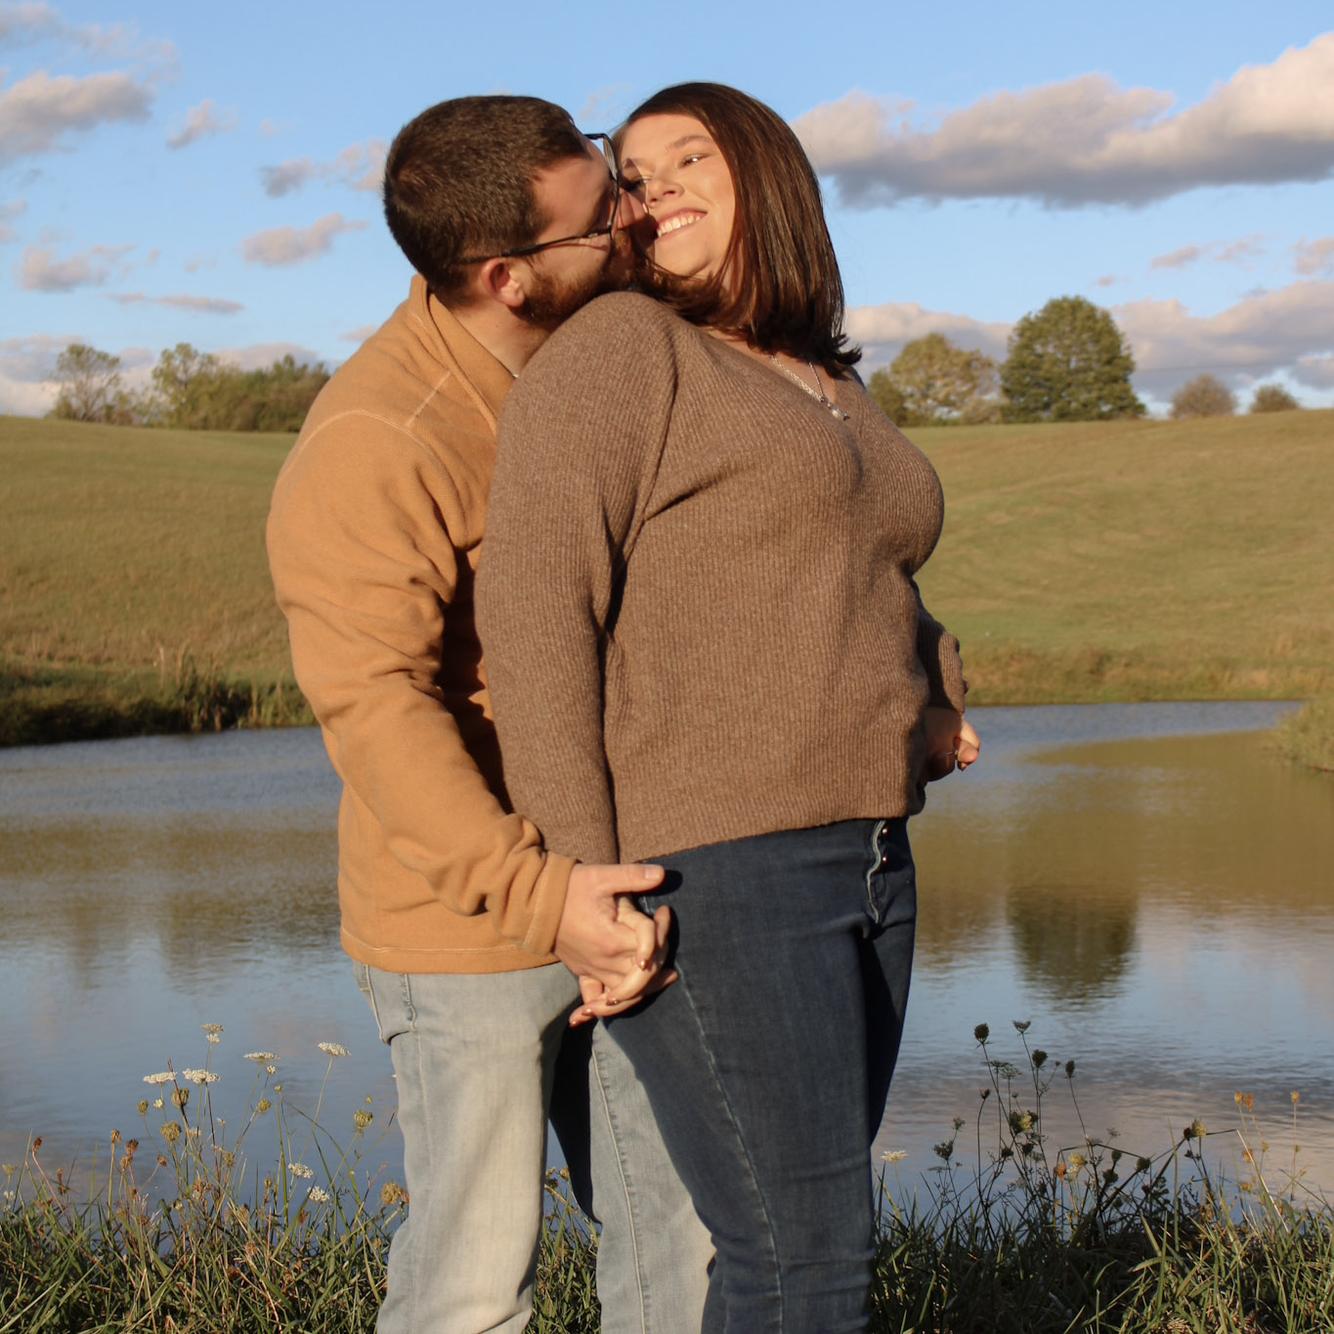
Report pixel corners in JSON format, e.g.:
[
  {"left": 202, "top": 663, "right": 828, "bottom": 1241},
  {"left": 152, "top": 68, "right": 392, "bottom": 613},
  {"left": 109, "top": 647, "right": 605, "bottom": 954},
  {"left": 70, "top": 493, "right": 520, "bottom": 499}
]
[{"left": 620, "top": 113, "right": 736, "bottom": 281}]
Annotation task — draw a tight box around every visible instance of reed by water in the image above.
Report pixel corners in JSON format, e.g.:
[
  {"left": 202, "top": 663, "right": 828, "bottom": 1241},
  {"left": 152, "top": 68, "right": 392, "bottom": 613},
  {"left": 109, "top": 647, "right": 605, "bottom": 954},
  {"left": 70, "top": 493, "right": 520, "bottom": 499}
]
[{"left": 3, "top": 1023, "right": 1329, "bottom": 1332}]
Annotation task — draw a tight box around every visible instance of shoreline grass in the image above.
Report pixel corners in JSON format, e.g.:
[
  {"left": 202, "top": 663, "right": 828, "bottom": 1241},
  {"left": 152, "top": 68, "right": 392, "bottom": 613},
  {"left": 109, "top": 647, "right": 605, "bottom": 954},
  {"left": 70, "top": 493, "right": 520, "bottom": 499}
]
[
  {"left": 1270, "top": 699, "right": 1334, "bottom": 774},
  {"left": 0, "top": 652, "right": 312, "bottom": 748},
  {"left": 3, "top": 1025, "right": 1330, "bottom": 1332}
]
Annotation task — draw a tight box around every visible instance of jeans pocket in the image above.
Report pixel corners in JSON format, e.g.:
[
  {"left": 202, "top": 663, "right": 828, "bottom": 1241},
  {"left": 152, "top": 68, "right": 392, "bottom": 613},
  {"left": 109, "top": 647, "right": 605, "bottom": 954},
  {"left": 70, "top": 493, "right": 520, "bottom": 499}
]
[{"left": 352, "top": 961, "right": 393, "bottom": 1044}]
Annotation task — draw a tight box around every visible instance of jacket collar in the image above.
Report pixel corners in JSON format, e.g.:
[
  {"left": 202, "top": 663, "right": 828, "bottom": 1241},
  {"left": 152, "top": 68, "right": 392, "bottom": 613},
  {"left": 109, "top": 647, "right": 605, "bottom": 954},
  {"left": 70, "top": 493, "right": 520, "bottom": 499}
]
[{"left": 408, "top": 275, "right": 515, "bottom": 430}]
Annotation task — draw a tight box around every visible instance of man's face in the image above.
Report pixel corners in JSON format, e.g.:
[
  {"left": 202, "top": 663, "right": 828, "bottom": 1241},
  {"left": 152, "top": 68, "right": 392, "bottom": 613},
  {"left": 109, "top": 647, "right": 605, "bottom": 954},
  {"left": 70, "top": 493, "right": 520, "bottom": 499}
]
[{"left": 519, "top": 138, "right": 633, "bottom": 330}]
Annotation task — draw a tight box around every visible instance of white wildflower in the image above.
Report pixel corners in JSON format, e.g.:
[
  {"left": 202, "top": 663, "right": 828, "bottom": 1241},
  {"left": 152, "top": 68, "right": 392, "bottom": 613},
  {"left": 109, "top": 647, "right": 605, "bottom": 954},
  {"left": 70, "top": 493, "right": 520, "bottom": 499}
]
[
  {"left": 317, "top": 1042, "right": 349, "bottom": 1058},
  {"left": 181, "top": 1069, "right": 220, "bottom": 1085},
  {"left": 143, "top": 1072, "right": 174, "bottom": 1085},
  {"left": 265, "top": 1065, "right": 277, "bottom": 1075},
  {"left": 307, "top": 1185, "right": 331, "bottom": 1203},
  {"left": 288, "top": 1162, "right": 314, "bottom": 1179},
  {"left": 201, "top": 1024, "right": 224, "bottom": 1035},
  {"left": 244, "top": 1052, "right": 277, "bottom": 1063},
  {"left": 881, "top": 1150, "right": 908, "bottom": 1164},
  {"left": 152, "top": 1098, "right": 164, "bottom": 1110},
  {"left": 206, "top": 1033, "right": 221, "bottom": 1044}
]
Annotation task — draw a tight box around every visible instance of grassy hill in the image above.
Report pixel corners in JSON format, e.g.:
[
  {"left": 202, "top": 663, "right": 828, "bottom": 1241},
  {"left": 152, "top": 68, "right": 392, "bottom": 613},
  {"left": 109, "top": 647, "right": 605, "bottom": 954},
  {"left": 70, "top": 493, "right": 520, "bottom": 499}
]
[{"left": 2, "top": 409, "right": 1331, "bottom": 744}]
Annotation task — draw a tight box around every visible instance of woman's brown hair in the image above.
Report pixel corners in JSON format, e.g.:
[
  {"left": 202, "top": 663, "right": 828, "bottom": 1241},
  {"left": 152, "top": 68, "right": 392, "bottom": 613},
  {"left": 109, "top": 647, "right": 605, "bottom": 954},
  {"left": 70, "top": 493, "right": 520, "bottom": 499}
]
[{"left": 619, "top": 82, "right": 860, "bottom": 374}]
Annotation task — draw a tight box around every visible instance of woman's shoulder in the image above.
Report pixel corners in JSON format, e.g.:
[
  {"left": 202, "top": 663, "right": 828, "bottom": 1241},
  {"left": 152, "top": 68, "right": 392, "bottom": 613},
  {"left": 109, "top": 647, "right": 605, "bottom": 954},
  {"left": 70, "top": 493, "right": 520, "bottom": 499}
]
[{"left": 538, "top": 291, "right": 689, "bottom": 361}]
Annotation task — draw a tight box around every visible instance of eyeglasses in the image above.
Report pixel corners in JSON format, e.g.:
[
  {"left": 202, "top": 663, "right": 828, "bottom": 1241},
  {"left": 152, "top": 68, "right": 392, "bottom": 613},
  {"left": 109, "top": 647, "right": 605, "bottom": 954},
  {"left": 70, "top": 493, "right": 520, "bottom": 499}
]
[{"left": 459, "top": 132, "right": 620, "bottom": 263}]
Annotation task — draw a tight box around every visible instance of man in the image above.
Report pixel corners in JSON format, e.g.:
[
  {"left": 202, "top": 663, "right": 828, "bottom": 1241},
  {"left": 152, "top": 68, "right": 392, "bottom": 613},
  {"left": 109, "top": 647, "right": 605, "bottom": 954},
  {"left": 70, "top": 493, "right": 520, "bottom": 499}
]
[{"left": 266, "top": 96, "right": 710, "bottom": 1333}]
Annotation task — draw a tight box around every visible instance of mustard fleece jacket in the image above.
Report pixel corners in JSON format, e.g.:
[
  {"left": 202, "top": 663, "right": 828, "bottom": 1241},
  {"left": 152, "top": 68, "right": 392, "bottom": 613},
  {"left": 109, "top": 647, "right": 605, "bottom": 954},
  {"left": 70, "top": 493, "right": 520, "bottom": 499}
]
[{"left": 267, "top": 276, "right": 574, "bottom": 974}]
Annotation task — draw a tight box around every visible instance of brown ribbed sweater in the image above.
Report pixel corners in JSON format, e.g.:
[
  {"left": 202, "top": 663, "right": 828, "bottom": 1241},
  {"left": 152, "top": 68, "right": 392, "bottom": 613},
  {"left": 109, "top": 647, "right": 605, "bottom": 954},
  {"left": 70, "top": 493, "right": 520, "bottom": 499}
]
[{"left": 476, "top": 292, "right": 966, "bottom": 866}]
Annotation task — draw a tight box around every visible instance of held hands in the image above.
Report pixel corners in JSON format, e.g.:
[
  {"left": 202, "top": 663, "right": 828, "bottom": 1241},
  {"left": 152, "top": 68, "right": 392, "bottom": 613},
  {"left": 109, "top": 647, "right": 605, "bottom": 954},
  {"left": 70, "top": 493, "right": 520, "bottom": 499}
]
[
  {"left": 556, "top": 862, "right": 676, "bottom": 1027},
  {"left": 923, "top": 706, "right": 982, "bottom": 782}
]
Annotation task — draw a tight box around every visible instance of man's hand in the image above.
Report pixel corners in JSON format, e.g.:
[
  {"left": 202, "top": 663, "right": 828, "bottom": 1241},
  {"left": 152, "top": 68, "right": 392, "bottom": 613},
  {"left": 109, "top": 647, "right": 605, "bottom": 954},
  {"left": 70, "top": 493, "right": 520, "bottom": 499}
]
[
  {"left": 569, "top": 899, "right": 675, "bottom": 1026},
  {"left": 556, "top": 861, "right": 668, "bottom": 988},
  {"left": 923, "top": 706, "right": 982, "bottom": 782}
]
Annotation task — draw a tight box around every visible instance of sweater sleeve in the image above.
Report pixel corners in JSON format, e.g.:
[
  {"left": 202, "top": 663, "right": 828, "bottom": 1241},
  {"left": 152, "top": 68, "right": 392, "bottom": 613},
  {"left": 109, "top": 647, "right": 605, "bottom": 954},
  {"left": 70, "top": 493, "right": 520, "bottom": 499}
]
[
  {"left": 912, "top": 578, "right": 968, "bottom": 713},
  {"left": 476, "top": 295, "right": 677, "bottom": 864},
  {"left": 266, "top": 415, "right": 573, "bottom": 956}
]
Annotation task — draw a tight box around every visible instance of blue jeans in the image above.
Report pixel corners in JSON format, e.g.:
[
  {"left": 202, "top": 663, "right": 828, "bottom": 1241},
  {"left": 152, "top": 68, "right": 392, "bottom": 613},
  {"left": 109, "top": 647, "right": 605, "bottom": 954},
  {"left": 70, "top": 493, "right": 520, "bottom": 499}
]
[
  {"left": 609, "top": 818, "right": 917, "bottom": 1333},
  {"left": 354, "top": 961, "right": 712, "bottom": 1333}
]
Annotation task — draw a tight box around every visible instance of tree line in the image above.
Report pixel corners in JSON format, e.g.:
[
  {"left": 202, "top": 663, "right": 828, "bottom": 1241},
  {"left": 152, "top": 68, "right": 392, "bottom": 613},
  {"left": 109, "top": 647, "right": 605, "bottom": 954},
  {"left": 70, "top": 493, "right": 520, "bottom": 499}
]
[
  {"left": 48, "top": 342, "right": 330, "bottom": 433},
  {"left": 48, "top": 294, "right": 1305, "bottom": 433},
  {"left": 865, "top": 295, "right": 1303, "bottom": 426}
]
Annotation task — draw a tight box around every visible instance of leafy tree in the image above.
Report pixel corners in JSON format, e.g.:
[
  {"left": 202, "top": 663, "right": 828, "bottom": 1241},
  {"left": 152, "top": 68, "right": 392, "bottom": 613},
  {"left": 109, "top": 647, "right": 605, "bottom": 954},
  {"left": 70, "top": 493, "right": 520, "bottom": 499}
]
[
  {"left": 866, "top": 368, "right": 908, "bottom": 425},
  {"left": 1000, "top": 296, "right": 1144, "bottom": 422},
  {"left": 1170, "top": 374, "right": 1236, "bottom": 419},
  {"left": 887, "top": 333, "right": 999, "bottom": 425},
  {"left": 1249, "top": 383, "right": 1300, "bottom": 414},
  {"left": 146, "top": 344, "right": 329, "bottom": 431},
  {"left": 150, "top": 343, "right": 226, "bottom": 428},
  {"left": 49, "top": 344, "right": 126, "bottom": 423}
]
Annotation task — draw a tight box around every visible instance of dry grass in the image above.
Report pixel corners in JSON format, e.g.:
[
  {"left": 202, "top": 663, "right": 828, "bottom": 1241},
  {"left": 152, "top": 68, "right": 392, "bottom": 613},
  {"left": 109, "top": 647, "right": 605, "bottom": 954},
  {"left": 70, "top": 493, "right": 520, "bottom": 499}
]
[{"left": 3, "top": 409, "right": 1332, "bottom": 742}]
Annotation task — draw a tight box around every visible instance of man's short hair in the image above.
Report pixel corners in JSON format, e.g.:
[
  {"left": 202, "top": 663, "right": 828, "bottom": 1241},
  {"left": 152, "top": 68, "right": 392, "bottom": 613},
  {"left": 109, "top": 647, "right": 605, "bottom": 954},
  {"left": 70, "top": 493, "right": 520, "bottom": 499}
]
[{"left": 383, "top": 95, "right": 587, "bottom": 304}]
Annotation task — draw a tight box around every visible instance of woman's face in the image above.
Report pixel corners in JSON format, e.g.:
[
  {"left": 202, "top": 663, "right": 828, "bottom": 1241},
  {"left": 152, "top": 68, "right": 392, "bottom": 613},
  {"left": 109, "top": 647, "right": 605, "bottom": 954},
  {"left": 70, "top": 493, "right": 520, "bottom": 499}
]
[{"left": 619, "top": 113, "right": 736, "bottom": 283}]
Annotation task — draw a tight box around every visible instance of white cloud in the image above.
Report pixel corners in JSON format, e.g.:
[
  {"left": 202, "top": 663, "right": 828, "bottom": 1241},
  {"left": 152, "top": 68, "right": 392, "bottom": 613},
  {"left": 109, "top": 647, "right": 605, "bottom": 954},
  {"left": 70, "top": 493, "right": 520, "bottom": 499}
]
[
  {"left": 1150, "top": 235, "right": 1264, "bottom": 270},
  {"left": 1294, "top": 354, "right": 1334, "bottom": 389},
  {"left": 1294, "top": 236, "right": 1334, "bottom": 276},
  {"left": 166, "top": 98, "right": 236, "bottom": 150},
  {"left": 578, "top": 84, "right": 632, "bottom": 127},
  {"left": 0, "top": 330, "right": 67, "bottom": 413},
  {"left": 259, "top": 139, "right": 387, "bottom": 197},
  {"left": 241, "top": 212, "right": 366, "bottom": 266},
  {"left": 0, "top": 3, "right": 174, "bottom": 64},
  {"left": 0, "top": 69, "right": 152, "bottom": 163},
  {"left": 1114, "top": 280, "right": 1334, "bottom": 389},
  {"left": 848, "top": 280, "right": 1334, "bottom": 399},
  {"left": 217, "top": 341, "right": 323, "bottom": 371},
  {"left": 0, "top": 2, "right": 60, "bottom": 44},
  {"left": 0, "top": 197, "right": 25, "bottom": 242},
  {"left": 107, "top": 291, "right": 243, "bottom": 314},
  {"left": 1150, "top": 245, "right": 1203, "bottom": 271},
  {"left": 259, "top": 157, "right": 318, "bottom": 197},
  {"left": 0, "top": 332, "right": 157, "bottom": 414},
  {"left": 17, "top": 242, "right": 132, "bottom": 290},
  {"left": 847, "top": 301, "right": 1011, "bottom": 366},
  {"left": 795, "top": 34, "right": 1334, "bottom": 208}
]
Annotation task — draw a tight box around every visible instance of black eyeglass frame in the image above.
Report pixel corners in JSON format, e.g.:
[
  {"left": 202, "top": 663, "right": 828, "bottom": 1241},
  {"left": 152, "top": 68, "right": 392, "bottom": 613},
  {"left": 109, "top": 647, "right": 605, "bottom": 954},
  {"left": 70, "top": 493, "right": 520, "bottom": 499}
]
[{"left": 457, "top": 131, "right": 620, "bottom": 264}]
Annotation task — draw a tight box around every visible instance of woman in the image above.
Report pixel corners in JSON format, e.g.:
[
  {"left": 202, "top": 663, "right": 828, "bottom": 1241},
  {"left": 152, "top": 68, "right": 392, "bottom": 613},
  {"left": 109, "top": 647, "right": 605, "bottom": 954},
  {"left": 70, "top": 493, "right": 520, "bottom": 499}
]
[{"left": 477, "top": 83, "right": 979, "bottom": 1331}]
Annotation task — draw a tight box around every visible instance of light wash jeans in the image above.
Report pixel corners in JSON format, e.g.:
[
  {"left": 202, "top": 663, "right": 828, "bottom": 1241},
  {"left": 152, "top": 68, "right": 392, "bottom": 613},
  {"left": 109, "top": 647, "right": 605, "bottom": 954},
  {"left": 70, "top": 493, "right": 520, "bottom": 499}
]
[{"left": 354, "top": 960, "right": 712, "bottom": 1333}]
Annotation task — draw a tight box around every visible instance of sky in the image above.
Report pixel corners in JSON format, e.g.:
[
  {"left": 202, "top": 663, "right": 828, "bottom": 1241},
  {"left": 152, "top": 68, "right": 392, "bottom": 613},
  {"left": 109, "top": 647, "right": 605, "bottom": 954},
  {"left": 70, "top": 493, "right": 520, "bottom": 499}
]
[{"left": 2, "top": 1, "right": 1333, "bottom": 416}]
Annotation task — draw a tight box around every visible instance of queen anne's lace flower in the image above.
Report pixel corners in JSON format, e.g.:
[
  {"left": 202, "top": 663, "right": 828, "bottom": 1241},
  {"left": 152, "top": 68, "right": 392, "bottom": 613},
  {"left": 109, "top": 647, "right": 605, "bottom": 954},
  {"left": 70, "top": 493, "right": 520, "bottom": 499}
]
[
  {"left": 181, "top": 1069, "right": 220, "bottom": 1085},
  {"left": 317, "top": 1042, "right": 349, "bottom": 1058},
  {"left": 307, "top": 1185, "right": 331, "bottom": 1203},
  {"left": 244, "top": 1052, "right": 277, "bottom": 1063},
  {"left": 288, "top": 1162, "right": 314, "bottom": 1179},
  {"left": 143, "top": 1073, "right": 174, "bottom": 1085}
]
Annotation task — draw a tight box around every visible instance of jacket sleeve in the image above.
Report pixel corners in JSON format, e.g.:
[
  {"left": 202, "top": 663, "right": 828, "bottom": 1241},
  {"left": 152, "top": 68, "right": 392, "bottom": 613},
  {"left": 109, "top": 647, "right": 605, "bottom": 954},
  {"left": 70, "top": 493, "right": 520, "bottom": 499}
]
[
  {"left": 912, "top": 578, "right": 968, "bottom": 713},
  {"left": 476, "top": 296, "right": 676, "bottom": 865},
  {"left": 266, "top": 415, "right": 573, "bottom": 956}
]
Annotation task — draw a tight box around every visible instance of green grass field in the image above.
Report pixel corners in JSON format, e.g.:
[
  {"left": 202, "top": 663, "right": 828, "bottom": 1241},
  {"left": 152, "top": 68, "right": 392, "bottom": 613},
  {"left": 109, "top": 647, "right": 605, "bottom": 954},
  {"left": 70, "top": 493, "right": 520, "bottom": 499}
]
[{"left": 2, "top": 409, "right": 1332, "bottom": 744}]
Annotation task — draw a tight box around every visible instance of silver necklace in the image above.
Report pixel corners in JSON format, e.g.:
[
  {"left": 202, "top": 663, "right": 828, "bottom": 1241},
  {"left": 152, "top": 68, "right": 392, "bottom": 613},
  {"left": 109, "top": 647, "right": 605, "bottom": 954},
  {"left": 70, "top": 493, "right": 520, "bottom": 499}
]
[{"left": 769, "top": 354, "right": 850, "bottom": 421}]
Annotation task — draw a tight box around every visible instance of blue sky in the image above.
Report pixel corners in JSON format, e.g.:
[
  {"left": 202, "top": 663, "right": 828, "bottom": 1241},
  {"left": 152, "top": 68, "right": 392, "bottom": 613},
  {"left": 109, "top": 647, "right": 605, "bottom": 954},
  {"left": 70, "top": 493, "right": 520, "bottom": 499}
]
[{"left": 3, "top": 1, "right": 1333, "bottom": 414}]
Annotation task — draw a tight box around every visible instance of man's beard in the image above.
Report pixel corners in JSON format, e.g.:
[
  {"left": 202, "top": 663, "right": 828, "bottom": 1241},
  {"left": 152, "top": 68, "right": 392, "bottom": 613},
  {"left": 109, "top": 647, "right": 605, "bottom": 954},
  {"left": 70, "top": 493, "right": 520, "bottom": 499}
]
[{"left": 521, "top": 236, "right": 635, "bottom": 330}]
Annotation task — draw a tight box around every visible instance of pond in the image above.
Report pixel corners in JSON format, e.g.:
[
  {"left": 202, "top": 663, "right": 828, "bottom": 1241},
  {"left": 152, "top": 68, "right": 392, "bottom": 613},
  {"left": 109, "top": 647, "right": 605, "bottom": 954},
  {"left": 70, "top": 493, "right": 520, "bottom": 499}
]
[{"left": 2, "top": 702, "right": 1330, "bottom": 1204}]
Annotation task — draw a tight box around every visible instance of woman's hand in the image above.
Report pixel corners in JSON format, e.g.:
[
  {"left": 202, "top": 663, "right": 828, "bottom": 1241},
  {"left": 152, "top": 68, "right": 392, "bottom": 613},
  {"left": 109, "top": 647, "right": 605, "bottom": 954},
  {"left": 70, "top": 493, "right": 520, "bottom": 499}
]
[
  {"left": 922, "top": 706, "right": 981, "bottom": 781},
  {"left": 569, "top": 899, "right": 676, "bottom": 1027}
]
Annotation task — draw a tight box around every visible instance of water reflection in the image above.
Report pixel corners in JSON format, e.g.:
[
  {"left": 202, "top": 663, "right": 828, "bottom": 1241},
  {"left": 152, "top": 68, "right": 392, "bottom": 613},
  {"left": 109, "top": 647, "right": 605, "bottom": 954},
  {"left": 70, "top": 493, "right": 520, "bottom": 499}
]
[{"left": 3, "top": 704, "right": 1331, "bottom": 1198}]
